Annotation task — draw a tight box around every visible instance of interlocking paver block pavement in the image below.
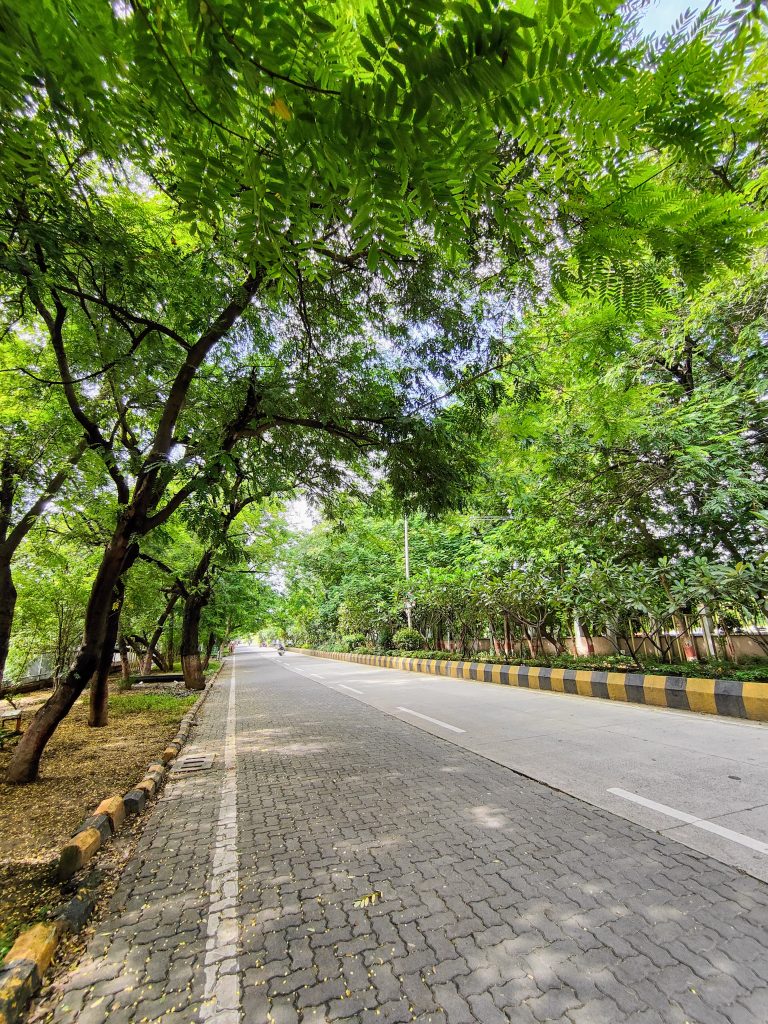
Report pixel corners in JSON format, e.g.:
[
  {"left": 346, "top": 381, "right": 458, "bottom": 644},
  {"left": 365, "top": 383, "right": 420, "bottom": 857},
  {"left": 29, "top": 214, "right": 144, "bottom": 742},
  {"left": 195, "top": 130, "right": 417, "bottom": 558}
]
[{"left": 49, "top": 651, "right": 768, "bottom": 1024}]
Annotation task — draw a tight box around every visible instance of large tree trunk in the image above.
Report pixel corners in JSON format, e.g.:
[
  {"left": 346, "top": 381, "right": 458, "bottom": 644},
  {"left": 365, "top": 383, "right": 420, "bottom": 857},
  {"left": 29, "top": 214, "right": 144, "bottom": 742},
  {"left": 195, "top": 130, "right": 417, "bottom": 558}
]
[
  {"left": 6, "top": 532, "right": 133, "bottom": 784},
  {"left": 181, "top": 596, "right": 206, "bottom": 690},
  {"left": 181, "top": 551, "right": 214, "bottom": 691},
  {"left": 0, "top": 551, "right": 17, "bottom": 687},
  {"left": 89, "top": 579, "right": 124, "bottom": 727},
  {"left": 140, "top": 647, "right": 153, "bottom": 675},
  {"left": 142, "top": 592, "right": 179, "bottom": 675},
  {"left": 138, "top": 640, "right": 166, "bottom": 675},
  {"left": 202, "top": 631, "right": 216, "bottom": 671}
]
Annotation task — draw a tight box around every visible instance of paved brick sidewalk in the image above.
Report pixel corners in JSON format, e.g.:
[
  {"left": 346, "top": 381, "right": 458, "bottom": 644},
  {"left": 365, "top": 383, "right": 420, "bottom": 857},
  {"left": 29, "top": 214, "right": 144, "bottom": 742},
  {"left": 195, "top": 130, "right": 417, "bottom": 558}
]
[{"left": 49, "top": 650, "right": 768, "bottom": 1024}]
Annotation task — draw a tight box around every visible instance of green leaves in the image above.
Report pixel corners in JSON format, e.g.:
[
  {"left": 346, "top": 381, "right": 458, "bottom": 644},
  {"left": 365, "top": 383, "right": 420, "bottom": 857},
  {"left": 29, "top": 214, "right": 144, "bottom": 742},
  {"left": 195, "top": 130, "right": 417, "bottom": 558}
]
[{"left": 3, "top": 0, "right": 762, "bottom": 306}]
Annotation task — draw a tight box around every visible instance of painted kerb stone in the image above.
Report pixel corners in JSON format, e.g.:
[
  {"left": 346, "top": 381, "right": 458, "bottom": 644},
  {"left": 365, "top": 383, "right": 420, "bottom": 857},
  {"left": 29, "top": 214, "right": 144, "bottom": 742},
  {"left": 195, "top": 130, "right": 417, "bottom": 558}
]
[{"left": 295, "top": 650, "right": 768, "bottom": 722}]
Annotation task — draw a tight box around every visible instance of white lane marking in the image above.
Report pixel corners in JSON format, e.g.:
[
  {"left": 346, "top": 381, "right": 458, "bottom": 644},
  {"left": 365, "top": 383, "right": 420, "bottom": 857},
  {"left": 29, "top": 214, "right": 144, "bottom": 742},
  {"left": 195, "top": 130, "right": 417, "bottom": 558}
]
[
  {"left": 338, "top": 684, "right": 364, "bottom": 695},
  {"left": 397, "top": 706, "right": 465, "bottom": 733},
  {"left": 608, "top": 788, "right": 768, "bottom": 855},
  {"left": 608, "top": 788, "right": 699, "bottom": 824},
  {"left": 201, "top": 660, "right": 241, "bottom": 1022}
]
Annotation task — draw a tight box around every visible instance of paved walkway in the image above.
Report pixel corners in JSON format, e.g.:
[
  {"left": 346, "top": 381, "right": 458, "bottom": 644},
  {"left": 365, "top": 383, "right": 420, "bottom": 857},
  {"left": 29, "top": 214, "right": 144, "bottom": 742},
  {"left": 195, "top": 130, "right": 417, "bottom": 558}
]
[{"left": 50, "top": 649, "right": 768, "bottom": 1024}]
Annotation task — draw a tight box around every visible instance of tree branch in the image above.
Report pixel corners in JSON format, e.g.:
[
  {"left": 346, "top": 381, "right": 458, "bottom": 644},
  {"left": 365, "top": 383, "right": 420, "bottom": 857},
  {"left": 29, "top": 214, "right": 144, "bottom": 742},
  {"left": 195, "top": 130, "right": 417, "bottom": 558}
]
[
  {"left": 55, "top": 282, "right": 190, "bottom": 350},
  {"left": 142, "top": 478, "right": 201, "bottom": 532},
  {"left": 25, "top": 277, "right": 131, "bottom": 504},
  {"left": 238, "top": 415, "right": 380, "bottom": 446},
  {"left": 147, "top": 270, "right": 264, "bottom": 464},
  {"left": 5, "top": 439, "right": 88, "bottom": 551}
]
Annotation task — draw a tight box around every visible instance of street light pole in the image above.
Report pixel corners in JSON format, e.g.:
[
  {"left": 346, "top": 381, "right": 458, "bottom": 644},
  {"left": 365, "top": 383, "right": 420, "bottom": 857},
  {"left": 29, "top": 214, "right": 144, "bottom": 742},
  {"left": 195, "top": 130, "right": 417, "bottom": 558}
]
[{"left": 404, "top": 516, "right": 412, "bottom": 629}]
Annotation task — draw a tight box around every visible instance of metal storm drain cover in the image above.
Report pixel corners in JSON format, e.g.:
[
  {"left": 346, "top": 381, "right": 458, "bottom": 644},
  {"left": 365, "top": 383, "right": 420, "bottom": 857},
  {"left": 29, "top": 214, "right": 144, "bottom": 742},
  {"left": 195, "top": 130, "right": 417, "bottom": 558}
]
[{"left": 172, "top": 753, "right": 215, "bottom": 774}]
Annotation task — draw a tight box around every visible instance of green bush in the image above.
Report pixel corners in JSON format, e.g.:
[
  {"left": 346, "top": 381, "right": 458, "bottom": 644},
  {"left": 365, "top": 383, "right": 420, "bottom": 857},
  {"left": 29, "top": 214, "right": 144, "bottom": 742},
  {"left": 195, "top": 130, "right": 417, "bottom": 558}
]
[
  {"left": 391, "top": 628, "right": 424, "bottom": 651},
  {"left": 340, "top": 633, "right": 366, "bottom": 652},
  {"left": 377, "top": 628, "right": 393, "bottom": 650}
]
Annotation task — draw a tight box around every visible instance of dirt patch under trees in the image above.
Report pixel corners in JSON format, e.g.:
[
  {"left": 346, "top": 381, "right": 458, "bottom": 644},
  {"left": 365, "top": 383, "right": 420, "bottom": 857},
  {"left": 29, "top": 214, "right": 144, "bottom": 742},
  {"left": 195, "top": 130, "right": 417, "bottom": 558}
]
[{"left": 0, "top": 688, "right": 196, "bottom": 956}]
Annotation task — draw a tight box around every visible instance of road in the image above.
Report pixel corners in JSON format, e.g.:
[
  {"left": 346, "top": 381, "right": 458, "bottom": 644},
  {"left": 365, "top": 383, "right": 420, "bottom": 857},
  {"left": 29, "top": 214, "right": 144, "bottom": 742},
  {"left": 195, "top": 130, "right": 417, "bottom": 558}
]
[
  {"left": 284, "top": 650, "right": 768, "bottom": 883},
  {"left": 48, "top": 647, "right": 768, "bottom": 1024}
]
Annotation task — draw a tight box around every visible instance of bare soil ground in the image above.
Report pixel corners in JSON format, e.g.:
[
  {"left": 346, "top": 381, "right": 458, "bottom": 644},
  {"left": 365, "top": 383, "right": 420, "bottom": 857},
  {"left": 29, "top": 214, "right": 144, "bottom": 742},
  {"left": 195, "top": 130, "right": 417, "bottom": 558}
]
[{"left": 0, "top": 686, "right": 196, "bottom": 956}]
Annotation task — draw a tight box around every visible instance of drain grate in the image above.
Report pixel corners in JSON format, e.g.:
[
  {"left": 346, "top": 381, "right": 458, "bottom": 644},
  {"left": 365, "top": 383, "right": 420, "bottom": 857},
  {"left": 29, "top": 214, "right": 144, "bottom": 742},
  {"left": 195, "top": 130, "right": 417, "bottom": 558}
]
[{"left": 172, "top": 753, "right": 215, "bottom": 774}]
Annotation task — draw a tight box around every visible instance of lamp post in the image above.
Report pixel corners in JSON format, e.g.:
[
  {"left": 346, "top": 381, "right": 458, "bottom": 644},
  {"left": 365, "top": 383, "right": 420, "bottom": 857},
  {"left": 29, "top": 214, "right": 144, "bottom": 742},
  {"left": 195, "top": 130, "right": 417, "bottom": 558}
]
[{"left": 404, "top": 516, "right": 412, "bottom": 629}]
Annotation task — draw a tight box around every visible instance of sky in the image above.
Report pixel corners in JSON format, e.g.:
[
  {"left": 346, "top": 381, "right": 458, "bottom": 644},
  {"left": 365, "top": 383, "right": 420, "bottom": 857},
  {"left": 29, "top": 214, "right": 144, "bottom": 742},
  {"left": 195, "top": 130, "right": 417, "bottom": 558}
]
[{"left": 637, "top": 0, "right": 735, "bottom": 34}]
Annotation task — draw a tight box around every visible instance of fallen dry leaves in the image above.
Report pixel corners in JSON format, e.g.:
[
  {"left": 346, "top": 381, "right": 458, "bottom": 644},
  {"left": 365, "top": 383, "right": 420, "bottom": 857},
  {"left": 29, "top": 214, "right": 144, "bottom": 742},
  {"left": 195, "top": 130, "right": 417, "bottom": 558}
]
[{"left": 0, "top": 686, "right": 196, "bottom": 955}]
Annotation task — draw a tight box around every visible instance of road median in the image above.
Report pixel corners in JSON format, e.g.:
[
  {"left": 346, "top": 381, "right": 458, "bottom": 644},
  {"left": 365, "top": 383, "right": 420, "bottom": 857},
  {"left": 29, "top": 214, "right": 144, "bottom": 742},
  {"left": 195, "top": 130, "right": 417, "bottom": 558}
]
[{"left": 294, "top": 649, "right": 768, "bottom": 722}]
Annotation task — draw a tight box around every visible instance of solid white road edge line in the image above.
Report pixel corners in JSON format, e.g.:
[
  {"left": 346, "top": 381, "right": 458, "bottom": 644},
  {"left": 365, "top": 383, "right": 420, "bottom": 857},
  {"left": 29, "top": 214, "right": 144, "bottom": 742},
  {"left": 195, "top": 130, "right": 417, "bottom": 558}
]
[
  {"left": 396, "top": 706, "right": 465, "bottom": 733},
  {"left": 608, "top": 787, "right": 768, "bottom": 855},
  {"left": 338, "top": 684, "right": 364, "bottom": 694},
  {"left": 200, "top": 659, "right": 241, "bottom": 1022}
]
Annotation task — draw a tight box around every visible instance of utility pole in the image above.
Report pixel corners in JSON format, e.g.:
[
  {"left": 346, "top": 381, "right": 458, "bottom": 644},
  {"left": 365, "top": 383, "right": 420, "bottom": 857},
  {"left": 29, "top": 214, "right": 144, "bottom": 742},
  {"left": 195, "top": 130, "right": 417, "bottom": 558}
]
[{"left": 404, "top": 516, "right": 412, "bottom": 629}]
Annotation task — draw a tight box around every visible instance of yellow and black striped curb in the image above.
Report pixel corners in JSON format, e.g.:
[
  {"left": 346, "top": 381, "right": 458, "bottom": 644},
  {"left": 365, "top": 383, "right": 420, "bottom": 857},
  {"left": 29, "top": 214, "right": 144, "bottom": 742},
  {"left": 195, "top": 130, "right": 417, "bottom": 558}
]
[
  {"left": 295, "top": 650, "right": 768, "bottom": 722},
  {"left": 0, "top": 670, "right": 221, "bottom": 1024},
  {"left": 0, "top": 924, "right": 61, "bottom": 1024}
]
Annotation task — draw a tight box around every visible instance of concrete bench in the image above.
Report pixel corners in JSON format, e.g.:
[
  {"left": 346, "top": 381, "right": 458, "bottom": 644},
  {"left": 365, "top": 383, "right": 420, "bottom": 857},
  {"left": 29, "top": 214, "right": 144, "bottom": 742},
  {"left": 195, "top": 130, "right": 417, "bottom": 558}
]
[{"left": 133, "top": 673, "right": 185, "bottom": 684}]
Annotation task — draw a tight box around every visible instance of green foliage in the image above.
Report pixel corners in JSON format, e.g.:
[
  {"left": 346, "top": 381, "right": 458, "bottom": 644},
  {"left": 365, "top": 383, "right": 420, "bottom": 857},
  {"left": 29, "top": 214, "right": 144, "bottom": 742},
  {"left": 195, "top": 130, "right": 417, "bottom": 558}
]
[
  {"left": 109, "top": 693, "right": 197, "bottom": 716},
  {"left": 340, "top": 633, "right": 367, "bottom": 652},
  {"left": 7, "top": 534, "right": 101, "bottom": 682},
  {"left": 275, "top": 239, "right": 768, "bottom": 672},
  {"left": 391, "top": 627, "right": 424, "bottom": 651}
]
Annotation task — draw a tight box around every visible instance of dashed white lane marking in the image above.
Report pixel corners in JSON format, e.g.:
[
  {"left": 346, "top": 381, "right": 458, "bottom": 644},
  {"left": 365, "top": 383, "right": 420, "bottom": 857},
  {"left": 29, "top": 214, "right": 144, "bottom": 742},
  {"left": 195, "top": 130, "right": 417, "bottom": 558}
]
[
  {"left": 338, "top": 683, "right": 364, "bottom": 694},
  {"left": 200, "top": 661, "right": 241, "bottom": 1023},
  {"left": 396, "top": 706, "right": 465, "bottom": 733},
  {"left": 608, "top": 788, "right": 768, "bottom": 855}
]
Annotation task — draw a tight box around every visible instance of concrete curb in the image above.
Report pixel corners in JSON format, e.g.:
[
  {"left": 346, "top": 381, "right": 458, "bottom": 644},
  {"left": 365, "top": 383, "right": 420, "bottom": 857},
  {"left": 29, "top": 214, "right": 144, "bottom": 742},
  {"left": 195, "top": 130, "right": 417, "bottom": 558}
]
[
  {"left": 295, "top": 650, "right": 768, "bottom": 722},
  {"left": 0, "top": 666, "right": 223, "bottom": 1024},
  {"left": 0, "top": 923, "right": 62, "bottom": 1024}
]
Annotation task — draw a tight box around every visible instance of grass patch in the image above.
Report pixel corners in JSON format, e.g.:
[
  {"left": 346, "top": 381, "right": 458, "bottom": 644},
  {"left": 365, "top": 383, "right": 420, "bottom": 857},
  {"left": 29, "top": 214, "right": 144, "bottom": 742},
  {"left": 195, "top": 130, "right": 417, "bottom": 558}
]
[
  {"left": 0, "top": 686, "right": 196, "bottom": 955},
  {"left": 163, "top": 658, "right": 222, "bottom": 674},
  {"left": 109, "top": 692, "right": 197, "bottom": 716}
]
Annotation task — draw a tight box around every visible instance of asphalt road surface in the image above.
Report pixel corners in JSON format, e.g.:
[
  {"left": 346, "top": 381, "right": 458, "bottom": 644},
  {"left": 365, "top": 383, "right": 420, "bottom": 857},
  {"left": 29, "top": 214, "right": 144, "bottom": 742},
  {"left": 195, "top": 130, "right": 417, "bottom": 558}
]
[{"left": 284, "top": 649, "right": 768, "bottom": 882}]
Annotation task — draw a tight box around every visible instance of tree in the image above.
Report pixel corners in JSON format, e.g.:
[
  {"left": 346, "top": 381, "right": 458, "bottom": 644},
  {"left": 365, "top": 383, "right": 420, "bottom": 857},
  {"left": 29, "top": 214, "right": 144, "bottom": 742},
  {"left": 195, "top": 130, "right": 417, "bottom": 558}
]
[
  {"left": 178, "top": 480, "right": 266, "bottom": 689},
  {"left": 3, "top": 0, "right": 764, "bottom": 780}
]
